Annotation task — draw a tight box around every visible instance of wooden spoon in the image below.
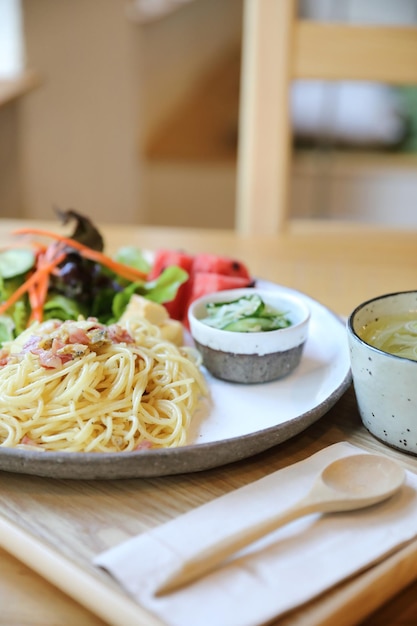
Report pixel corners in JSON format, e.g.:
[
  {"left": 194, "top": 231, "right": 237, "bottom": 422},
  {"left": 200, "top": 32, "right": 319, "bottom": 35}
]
[{"left": 156, "top": 453, "right": 405, "bottom": 595}]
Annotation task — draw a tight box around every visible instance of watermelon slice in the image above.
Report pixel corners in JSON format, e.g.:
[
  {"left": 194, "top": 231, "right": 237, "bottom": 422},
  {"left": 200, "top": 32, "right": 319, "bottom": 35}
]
[
  {"left": 148, "top": 249, "right": 253, "bottom": 323},
  {"left": 148, "top": 249, "right": 194, "bottom": 280},
  {"left": 148, "top": 250, "right": 194, "bottom": 319},
  {"left": 192, "top": 254, "right": 251, "bottom": 279},
  {"left": 184, "top": 272, "right": 253, "bottom": 326}
]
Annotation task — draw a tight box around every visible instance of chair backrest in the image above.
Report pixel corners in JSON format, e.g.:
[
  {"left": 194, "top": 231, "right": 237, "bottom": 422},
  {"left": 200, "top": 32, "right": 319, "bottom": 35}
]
[{"left": 235, "top": 0, "right": 417, "bottom": 234}]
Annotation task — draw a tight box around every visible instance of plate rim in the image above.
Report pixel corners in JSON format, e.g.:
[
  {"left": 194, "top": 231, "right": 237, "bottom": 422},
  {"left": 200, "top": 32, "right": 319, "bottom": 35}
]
[{"left": 0, "top": 282, "right": 352, "bottom": 479}]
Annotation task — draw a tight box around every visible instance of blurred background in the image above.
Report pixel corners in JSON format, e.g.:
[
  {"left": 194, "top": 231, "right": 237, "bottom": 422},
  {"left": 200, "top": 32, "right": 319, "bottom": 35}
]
[{"left": 1, "top": 0, "right": 417, "bottom": 228}]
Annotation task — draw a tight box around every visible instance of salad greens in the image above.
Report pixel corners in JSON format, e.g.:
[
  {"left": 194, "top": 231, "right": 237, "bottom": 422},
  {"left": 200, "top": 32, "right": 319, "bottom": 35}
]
[
  {"left": 201, "top": 294, "right": 292, "bottom": 332},
  {"left": 0, "top": 210, "right": 188, "bottom": 345},
  {"left": 0, "top": 248, "right": 35, "bottom": 279}
]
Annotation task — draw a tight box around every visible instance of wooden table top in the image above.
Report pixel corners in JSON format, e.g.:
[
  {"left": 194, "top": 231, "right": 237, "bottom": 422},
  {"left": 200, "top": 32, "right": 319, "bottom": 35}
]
[{"left": 1, "top": 218, "right": 417, "bottom": 626}]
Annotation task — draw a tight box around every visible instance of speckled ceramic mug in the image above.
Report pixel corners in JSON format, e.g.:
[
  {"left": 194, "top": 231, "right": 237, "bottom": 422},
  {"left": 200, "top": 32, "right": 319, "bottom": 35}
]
[{"left": 347, "top": 291, "right": 417, "bottom": 455}]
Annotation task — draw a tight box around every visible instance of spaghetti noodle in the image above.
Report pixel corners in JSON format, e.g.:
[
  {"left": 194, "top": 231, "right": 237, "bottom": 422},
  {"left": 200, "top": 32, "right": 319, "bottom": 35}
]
[{"left": 0, "top": 317, "right": 207, "bottom": 452}]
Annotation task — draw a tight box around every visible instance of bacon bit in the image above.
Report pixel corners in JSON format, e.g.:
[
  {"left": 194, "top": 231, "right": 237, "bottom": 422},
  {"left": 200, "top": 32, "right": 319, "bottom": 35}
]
[
  {"left": 36, "top": 349, "right": 64, "bottom": 369},
  {"left": 23, "top": 335, "right": 43, "bottom": 352},
  {"left": 134, "top": 440, "right": 153, "bottom": 451},
  {"left": 67, "top": 327, "right": 90, "bottom": 345},
  {"left": 51, "top": 337, "right": 65, "bottom": 352},
  {"left": 0, "top": 349, "right": 9, "bottom": 367},
  {"left": 20, "top": 435, "right": 39, "bottom": 446},
  {"left": 108, "top": 325, "right": 134, "bottom": 344}
]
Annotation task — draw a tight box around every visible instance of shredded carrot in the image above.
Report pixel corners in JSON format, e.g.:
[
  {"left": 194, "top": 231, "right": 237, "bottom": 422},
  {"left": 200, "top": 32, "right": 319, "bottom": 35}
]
[
  {"left": 28, "top": 282, "right": 42, "bottom": 323},
  {"left": 1, "top": 240, "right": 47, "bottom": 254},
  {"left": 0, "top": 252, "right": 66, "bottom": 318},
  {"left": 13, "top": 228, "right": 148, "bottom": 282},
  {"left": 2, "top": 228, "right": 148, "bottom": 327},
  {"left": 26, "top": 244, "right": 69, "bottom": 323}
]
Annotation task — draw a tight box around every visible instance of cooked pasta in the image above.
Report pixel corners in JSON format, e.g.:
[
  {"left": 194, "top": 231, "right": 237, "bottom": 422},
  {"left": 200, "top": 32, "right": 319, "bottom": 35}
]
[{"left": 0, "top": 316, "right": 207, "bottom": 452}]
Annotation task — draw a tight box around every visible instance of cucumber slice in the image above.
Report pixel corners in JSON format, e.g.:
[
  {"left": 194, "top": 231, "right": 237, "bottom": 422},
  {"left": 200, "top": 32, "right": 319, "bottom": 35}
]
[
  {"left": 204, "top": 294, "right": 264, "bottom": 328},
  {"left": 0, "top": 248, "right": 35, "bottom": 279},
  {"left": 201, "top": 293, "right": 292, "bottom": 331},
  {"left": 206, "top": 294, "right": 265, "bottom": 315},
  {"left": 224, "top": 316, "right": 290, "bottom": 332}
]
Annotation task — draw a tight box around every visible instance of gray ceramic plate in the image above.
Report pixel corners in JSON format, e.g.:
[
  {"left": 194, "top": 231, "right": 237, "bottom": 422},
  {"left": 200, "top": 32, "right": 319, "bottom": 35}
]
[{"left": 0, "top": 281, "right": 351, "bottom": 479}]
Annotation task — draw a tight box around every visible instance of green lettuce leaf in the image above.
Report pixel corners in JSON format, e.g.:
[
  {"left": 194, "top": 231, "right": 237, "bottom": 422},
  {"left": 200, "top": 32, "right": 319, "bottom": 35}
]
[
  {"left": 0, "top": 275, "right": 30, "bottom": 340},
  {"left": 0, "top": 315, "right": 15, "bottom": 345},
  {"left": 111, "top": 266, "right": 188, "bottom": 320},
  {"left": 43, "top": 294, "right": 88, "bottom": 321},
  {"left": 115, "top": 246, "right": 151, "bottom": 274}
]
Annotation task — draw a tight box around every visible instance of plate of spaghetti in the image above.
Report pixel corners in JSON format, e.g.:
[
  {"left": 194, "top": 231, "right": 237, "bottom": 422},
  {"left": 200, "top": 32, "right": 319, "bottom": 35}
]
[{"left": 0, "top": 281, "right": 351, "bottom": 479}]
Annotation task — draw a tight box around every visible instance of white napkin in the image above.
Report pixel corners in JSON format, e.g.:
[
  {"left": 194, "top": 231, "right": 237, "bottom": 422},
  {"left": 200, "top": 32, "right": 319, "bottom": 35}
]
[{"left": 94, "top": 443, "right": 417, "bottom": 626}]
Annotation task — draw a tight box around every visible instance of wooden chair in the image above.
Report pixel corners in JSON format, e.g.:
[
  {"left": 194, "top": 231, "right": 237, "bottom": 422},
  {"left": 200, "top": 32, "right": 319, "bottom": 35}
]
[{"left": 235, "top": 0, "right": 417, "bottom": 234}]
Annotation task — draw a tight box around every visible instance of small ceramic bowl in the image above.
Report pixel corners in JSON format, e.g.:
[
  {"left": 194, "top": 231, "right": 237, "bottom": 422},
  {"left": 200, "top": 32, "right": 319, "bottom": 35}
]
[
  {"left": 188, "top": 288, "right": 310, "bottom": 384},
  {"left": 347, "top": 290, "right": 417, "bottom": 455}
]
